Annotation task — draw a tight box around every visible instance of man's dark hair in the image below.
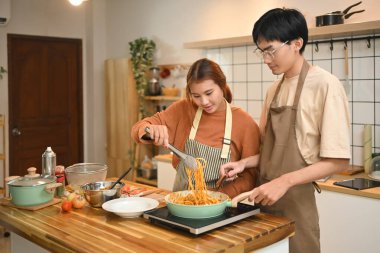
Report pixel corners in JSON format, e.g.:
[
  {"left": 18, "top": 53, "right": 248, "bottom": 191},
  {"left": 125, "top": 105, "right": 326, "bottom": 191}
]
[{"left": 252, "top": 8, "right": 308, "bottom": 54}]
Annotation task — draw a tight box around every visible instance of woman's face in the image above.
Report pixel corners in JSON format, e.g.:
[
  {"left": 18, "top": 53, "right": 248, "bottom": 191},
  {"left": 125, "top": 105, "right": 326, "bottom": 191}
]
[{"left": 189, "top": 79, "right": 225, "bottom": 114}]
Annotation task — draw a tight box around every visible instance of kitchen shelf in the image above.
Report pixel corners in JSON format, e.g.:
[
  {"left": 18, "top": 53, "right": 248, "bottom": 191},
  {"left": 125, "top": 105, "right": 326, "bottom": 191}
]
[
  {"left": 144, "top": 95, "right": 181, "bottom": 101},
  {"left": 184, "top": 20, "right": 380, "bottom": 49},
  {"left": 135, "top": 176, "right": 157, "bottom": 187}
]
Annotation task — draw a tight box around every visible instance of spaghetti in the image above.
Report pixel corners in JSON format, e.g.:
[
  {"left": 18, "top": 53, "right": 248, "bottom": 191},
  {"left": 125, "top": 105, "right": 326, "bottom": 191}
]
[{"left": 169, "top": 158, "right": 221, "bottom": 205}]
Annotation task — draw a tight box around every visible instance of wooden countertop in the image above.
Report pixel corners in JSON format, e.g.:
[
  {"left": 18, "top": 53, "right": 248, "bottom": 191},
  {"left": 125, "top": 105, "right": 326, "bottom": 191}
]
[
  {"left": 317, "top": 172, "right": 380, "bottom": 200},
  {"left": 0, "top": 180, "right": 295, "bottom": 253}
]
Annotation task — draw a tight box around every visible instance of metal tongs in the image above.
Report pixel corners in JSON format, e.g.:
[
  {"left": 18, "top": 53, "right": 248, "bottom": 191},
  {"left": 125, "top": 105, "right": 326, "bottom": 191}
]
[{"left": 144, "top": 127, "right": 197, "bottom": 170}]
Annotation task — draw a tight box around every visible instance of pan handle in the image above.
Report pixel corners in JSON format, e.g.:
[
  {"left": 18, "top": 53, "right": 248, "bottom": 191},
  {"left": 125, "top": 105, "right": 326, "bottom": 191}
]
[
  {"left": 344, "top": 9, "right": 365, "bottom": 19},
  {"left": 231, "top": 189, "right": 255, "bottom": 207},
  {"left": 342, "top": 1, "right": 362, "bottom": 14}
]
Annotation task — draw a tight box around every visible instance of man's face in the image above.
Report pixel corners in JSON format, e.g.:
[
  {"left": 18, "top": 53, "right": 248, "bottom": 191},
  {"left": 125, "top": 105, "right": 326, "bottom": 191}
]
[{"left": 256, "top": 39, "right": 298, "bottom": 75}]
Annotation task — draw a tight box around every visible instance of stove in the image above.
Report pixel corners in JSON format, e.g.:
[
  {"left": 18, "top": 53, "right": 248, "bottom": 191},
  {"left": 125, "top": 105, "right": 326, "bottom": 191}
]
[{"left": 143, "top": 203, "right": 260, "bottom": 235}]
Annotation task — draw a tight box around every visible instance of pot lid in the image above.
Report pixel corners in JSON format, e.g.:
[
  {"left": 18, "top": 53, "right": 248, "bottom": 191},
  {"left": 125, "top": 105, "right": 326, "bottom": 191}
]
[{"left": 8, "top": 176, "right": 55, "bottom": 187}]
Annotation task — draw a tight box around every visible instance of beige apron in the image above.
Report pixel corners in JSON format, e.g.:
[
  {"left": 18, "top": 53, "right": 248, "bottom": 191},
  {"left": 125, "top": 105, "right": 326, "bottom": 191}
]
[
  {"left": 259, "top": 60, "right": 321, "bottom": 253},
  {"left": 173, "top": 100, "right": 232, "bottom": 191}
]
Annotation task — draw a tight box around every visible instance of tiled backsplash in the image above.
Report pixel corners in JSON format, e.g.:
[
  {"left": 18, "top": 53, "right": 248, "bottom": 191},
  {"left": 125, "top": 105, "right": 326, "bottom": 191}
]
[{"left": 206, "top": 34, "right": 380, "bottom": 166}]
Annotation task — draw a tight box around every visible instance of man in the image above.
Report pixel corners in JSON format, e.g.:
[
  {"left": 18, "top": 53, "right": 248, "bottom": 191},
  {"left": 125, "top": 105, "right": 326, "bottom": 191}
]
[{"left": 221, "top": 8, "right": 350, "bottom": 253}]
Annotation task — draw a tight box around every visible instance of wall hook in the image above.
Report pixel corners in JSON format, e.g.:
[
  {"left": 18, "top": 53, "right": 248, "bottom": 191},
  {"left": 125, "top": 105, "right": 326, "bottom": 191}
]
[
  {"left": 330, "top": 41, "right": 334, "bottom": 51},
  {"left": 315, "top": 42, "right": 319, "bottom": 52},
  {"left": 366, "top": 37, "right": 371, "bottom": 48}
]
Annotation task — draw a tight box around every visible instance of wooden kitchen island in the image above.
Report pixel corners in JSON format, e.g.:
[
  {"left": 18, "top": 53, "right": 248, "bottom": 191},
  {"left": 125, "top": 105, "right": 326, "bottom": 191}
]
[{"left": 0, "top": 181, "right": 294, "bottom": 253}]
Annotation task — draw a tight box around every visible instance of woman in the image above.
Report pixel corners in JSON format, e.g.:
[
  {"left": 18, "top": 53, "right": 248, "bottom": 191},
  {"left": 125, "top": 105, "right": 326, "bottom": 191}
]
[{"left": 131, "top": 58, "right": 260, "bottom": 197}]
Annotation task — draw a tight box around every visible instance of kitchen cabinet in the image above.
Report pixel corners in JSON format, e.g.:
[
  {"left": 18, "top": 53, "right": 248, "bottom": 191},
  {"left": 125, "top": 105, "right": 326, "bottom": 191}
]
[
  {"left": 316, "top": 190, "right": 380, "bottom": 253},
  {"left": 184, "top": 20, "right": 380, "bottom": 49},
  {"left": 155, "top": 154, "right": 176, "bottom": 190},
  {"left": 317, "top": 173, "right": 380, "bottom": 253}
]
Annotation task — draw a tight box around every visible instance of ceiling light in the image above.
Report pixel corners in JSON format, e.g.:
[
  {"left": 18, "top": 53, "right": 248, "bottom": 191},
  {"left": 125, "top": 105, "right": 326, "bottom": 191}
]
[{"left": 68, "top": 0, "right": 88, "bottom": 6}]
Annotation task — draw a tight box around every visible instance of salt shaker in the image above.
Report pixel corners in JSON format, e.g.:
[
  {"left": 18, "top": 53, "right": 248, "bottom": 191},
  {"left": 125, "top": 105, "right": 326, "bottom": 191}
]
[{"left": 42, "top": 147, "right": 56, "bottom": 177}]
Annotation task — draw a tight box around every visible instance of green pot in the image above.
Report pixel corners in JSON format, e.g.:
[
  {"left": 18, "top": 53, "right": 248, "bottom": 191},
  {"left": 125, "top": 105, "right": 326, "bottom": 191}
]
[
  {"left": 165, "top": 190, "right": 231, "bottom": 219},
  {"left": 7, "top": 176, "right": 61, "bottom": 206}
]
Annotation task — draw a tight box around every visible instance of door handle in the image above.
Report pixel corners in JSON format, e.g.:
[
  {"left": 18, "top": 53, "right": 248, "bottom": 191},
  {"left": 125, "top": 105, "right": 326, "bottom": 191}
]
[{"left": 12, "top": 128, "right": 21, "bottom": 136}]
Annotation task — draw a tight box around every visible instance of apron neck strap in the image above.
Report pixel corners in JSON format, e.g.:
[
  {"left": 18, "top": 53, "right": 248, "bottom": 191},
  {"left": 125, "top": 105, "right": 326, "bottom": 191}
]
[
  {"left": 189, "top": 100, "right": 232, "bottom": 159},
  {"left": 270, "top": 59, "right": 310, "bottom": 108}
]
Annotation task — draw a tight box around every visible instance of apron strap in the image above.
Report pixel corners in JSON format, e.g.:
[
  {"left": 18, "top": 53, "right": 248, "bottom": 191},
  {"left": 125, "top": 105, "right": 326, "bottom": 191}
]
[
  {"left": 292, "top": 60, "right": 310, "bottom": 109},
  {"left": 189, "top": 107, "right": 202, "bottom": 140},
  {"left": 189, "top": 100, "right": 232, "bottom": 159},
  {"left": 221, "top": 101, "right": 232, "bottom": 158}
]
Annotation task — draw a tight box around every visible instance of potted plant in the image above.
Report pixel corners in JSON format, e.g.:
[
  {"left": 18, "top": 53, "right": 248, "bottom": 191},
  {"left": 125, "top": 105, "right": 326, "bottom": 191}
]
[{"left": 129, "top": 38, "right": 156, "bottom": 119}]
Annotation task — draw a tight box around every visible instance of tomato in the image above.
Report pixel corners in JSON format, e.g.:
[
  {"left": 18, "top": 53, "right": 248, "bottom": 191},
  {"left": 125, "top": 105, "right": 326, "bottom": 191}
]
[
  {"left": 61, "top": 199, "right": 72, "bottom": 212},
  {"left": 72, "top": 195, "right": 86, "bottom": 209}
]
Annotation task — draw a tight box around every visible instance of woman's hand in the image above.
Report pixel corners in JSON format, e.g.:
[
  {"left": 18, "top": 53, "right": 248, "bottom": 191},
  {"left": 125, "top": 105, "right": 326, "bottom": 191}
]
[
  {"left": 220, "top": 160, "right": 246, "bottom": 181},
  {"left": 146, "top": 125, "right": 169, "bottom": 147}
]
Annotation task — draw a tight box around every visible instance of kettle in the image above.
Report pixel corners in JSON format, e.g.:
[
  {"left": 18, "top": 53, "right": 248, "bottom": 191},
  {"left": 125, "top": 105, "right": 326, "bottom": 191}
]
[{"left": 369, "top": 155, "right": 380, "bottom": 180}]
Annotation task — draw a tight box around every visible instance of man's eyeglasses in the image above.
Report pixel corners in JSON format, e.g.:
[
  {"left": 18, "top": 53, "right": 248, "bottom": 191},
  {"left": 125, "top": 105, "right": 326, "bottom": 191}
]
[{"left": 254, "top": 40, "right": 289, "bottom": 60}]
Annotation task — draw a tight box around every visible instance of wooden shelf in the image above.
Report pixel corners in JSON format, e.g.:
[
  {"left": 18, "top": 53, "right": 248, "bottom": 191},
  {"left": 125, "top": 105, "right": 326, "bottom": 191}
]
[
  {"left": 184, "top": 20, "right": 380, "bottom": 49},
  {"left": 135, "top": 177, "right": 157, "bottom": 186},
  {"left": 144, "top": 95, "right": 181, "bottom": 101}
]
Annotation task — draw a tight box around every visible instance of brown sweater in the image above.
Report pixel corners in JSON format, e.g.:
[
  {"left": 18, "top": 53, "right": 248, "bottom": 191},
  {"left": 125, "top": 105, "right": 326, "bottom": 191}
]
[{"left": 131, "top": 99, "right": 260, "bottom": 197}]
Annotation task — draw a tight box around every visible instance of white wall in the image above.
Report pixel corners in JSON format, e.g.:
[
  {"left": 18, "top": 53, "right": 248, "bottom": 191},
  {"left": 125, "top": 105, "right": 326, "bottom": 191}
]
[
  {"left": 105, "top": 0, "right": 380, "bottom": 64},
  {"left": 0, "top": 0, "right": 379, "bottom": 177}
]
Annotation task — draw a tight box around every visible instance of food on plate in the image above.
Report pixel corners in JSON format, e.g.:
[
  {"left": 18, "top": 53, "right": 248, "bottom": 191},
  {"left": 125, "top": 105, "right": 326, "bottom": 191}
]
[
  {"left": 61, "top": 198, "right": 73, "bottom": 212},
  {"left": 169, "top": 158, "right": 221, "bottom": 205}
]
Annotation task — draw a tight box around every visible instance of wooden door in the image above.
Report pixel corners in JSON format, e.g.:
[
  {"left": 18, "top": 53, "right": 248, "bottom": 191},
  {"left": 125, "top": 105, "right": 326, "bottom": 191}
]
[{"left": 8, "top": 34, "right": 83, "bottom": 177}]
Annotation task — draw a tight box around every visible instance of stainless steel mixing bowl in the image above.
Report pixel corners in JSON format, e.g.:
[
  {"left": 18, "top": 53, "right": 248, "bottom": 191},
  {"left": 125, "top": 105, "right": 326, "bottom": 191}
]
[{"left": 81, "top": 181, "right": 125, "bottom": 208}]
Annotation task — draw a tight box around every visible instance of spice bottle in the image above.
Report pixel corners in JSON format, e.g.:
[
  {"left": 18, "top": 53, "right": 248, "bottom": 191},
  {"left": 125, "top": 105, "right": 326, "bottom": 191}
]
[
  {"left": 55, "top": 165, "right": 65, "bottom": 197},
  {"left": 42, "top": 147, "right": 56, "bottom": 177}
]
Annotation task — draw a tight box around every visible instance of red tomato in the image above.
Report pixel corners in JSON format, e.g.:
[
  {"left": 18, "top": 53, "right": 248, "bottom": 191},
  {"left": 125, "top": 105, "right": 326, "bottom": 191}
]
[
  {"left": 72, "top": 195, "right": 86, "bottom": 209},
  {"left": 61, "top": 199, "right": 72, "bottom": 212}
]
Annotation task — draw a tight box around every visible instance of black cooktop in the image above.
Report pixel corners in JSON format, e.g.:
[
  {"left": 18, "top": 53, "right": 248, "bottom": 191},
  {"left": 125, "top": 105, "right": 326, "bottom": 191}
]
[
  {"left": 333, "top": 178, "right": 380, "bottom": 190},
  {"left": 143, "top": 203, "right": 260, "bottom": 235}
]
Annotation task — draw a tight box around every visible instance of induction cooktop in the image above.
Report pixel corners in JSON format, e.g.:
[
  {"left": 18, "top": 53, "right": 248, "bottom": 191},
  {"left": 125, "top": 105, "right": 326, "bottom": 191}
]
[{"left": 143, "top": 203, "right": 260, "bottom": 235}]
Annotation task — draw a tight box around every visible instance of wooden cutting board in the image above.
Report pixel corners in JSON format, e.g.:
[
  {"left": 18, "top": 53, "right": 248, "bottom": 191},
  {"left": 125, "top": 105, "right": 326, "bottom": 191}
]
[
  {"left": 0, "top": 198, "right": 61, "bottom": 210},
  {"left": 337, "top": 165, "right": 364, "bottom": 175}
]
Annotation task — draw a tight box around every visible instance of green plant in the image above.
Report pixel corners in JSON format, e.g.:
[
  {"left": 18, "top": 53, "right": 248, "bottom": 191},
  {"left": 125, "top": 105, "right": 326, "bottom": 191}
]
[
  {"left": 129, "top": 38, "right": 156, "bottom": 119},
  {"left": 129, "top": 38, "right": 156, "bottom": 171},
  {"left": 0, "top": 66, "right": 7, "bottom": 79}
]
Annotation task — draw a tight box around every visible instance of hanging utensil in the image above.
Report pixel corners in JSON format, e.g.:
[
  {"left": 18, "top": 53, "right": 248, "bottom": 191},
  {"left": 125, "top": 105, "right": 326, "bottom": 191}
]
[
  {"left": 109, "top": 167, "right": 132, "bottom": 189},
  {"left": 144, "top": 127, "right": 198, "bottom": 170},
  {"left": 343, "top": 45, "right": 351, "bottom": 96}
]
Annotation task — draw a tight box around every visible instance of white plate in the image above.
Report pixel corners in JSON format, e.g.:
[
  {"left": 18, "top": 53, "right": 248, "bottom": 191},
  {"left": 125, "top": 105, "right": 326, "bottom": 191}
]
[{"left": 102, "top": 197, "right": 159, "bottom": 218}]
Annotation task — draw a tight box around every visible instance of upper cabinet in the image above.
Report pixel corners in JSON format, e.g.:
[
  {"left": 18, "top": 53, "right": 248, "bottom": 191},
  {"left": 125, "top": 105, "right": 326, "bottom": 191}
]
[{"left": 184, "top": 20, "right": 380, "bottom": 49}]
